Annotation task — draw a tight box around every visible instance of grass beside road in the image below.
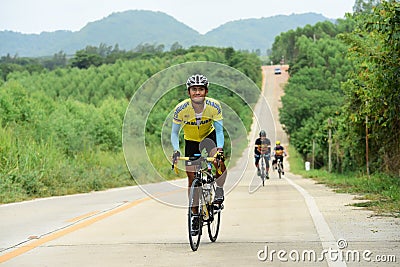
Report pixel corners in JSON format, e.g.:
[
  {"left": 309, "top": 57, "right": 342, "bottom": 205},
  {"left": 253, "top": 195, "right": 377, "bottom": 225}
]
[{"left": 287, "top": 146, "right": 400, "bottom": 218}]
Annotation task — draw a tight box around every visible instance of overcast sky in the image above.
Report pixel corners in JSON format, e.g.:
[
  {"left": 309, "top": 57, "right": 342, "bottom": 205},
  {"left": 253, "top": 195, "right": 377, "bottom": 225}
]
[{"left": 1, "top": 0, "right": 355, "bottom": 34}]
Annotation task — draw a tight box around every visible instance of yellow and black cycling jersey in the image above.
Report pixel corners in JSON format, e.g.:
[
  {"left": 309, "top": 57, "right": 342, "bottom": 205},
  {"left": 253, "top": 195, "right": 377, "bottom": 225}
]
[
  {"left": 173, "top": 97, "right": 223, "bottom": 142},
  {"left": 274, "top": 145, "right": 285, "bottom": 157}
]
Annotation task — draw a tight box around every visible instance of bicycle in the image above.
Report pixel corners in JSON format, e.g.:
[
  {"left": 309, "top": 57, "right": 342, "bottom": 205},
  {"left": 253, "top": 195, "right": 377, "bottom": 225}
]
[
  {"left": 276, "top": 158, "right": 283, "bottom": 179},
  {"left": 259, "top": 153, "right": 270, "bottom": 186},
  {"left": 172, "top": 153, "right": 223, "bottom": 251}
]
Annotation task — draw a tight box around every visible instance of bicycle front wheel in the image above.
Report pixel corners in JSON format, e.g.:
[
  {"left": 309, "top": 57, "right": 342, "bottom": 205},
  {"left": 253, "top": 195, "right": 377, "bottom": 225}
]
[
  {"left": 207, "top": 185, "right": 221, "bottom": 242},
  {"left": 188, "top": 179, "right": 202, "bottom": 251},
  {"left": 260, "top": 158, "right": 266, "bottom": 186}
]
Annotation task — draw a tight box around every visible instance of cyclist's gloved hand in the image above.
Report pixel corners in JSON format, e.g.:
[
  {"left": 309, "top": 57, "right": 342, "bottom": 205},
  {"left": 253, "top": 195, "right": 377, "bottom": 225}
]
[
  {"left": 215, "top": 148, "right": 225, "bottom": 162},
  {"left": 172, "top": 150, "right": 180, "bottom": 164}
]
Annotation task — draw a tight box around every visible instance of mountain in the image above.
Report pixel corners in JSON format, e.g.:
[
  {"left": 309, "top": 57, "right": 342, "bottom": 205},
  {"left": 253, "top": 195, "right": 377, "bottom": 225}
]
[
  {"left": 0, "top": 10, "right": 332, "bottom": 57},
  {"left": 200, "top": 13, "right": 332, "bottom": 51},
  {"left": 73, "top": 10, "right": 199, "bottom": 50}
]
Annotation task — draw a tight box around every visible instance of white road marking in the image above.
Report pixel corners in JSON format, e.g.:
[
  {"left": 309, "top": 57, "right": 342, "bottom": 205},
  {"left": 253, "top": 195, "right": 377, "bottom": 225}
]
[{"left": 284, "top": 177, "right": 347, "bottom": 267}]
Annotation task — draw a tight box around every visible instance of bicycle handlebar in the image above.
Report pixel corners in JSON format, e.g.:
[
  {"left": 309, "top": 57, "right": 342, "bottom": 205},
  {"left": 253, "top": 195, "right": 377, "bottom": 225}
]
[
  {"left": 171, "top": 154, "right": 223, "bottom": 175},
  {"left": 176, "top": 156, "right": 215, "bottom": 162},
  {"left": 171, "top": 155, "right": 216, "bottom": 171}
]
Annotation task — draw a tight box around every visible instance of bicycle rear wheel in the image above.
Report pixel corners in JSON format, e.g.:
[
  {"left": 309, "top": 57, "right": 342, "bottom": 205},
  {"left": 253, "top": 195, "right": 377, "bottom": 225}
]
[
  {"left": 278, "top": 169, "right": 281, "bottom": 179},
  {"left": 277, "top": 162, "right": 282, "bottom": 179},
  {"left": 188, "top": 179, "right": 202, "bottom": 251},
  {"left": 207, "top": 185, "right": 221, "bottom": 242}
]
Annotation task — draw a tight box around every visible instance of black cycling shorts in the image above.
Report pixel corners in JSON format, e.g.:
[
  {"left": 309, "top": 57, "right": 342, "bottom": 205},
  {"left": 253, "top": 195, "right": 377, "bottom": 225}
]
[{"left": 185, "top": 130, "right": 217, "bottom": 157}]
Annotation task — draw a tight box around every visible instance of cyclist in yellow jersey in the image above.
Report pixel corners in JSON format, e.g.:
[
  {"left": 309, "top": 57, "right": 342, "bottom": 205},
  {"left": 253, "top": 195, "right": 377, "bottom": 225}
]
[
  {"left": 171, "top": 74, "right": 226, "bottom": 221},
  {"left": 272, "top": 140, "right": 287, "bottom": 175}
]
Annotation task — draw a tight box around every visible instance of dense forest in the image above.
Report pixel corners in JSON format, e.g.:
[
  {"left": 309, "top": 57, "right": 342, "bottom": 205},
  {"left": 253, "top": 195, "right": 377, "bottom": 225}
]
[
  {"left": 271, "top": 0, "right": 399, "bottom": 176},
  {"left": 0, "top": 46, "right": 261, "bottom": 203}
]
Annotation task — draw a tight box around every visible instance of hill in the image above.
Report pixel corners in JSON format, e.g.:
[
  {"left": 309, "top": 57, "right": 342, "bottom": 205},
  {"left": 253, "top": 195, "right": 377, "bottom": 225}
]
[
  {"left": 199, "top": 13, "right": 332, "bottom": 52},
  {"left": 0, "top": 10, "right": 332, "bottom": 57}
]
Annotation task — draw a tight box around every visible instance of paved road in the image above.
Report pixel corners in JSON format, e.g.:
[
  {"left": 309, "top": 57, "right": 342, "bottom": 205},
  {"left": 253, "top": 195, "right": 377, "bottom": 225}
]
[{"left": 1, "top": 66, "right": 399, "bottom": 266}]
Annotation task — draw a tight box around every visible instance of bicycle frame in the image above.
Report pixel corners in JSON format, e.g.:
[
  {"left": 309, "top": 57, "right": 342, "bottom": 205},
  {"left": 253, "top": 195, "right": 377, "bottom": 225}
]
[
  {"left": 180, "top": 155, "right": 218, "bottom": 216},
  {"left": 173, "top": 154, "right": 222, "bottom": 251}
]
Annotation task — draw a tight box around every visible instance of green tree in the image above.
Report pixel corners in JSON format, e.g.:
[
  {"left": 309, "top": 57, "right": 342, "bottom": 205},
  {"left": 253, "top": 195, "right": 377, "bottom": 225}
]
[
  {"left": 170, "top": 42, "right": 183, "bottom": 52},
  {"left": 273, "top": 18, "right": 354, "bottom": 171},
  {"left": 353, "top": 0, "right": 381, "bottom": 13},
  {"left": 42, "top": 51, "right": 67, "bottom": 70},
  {"left": 70, "top": 50, "right": 103, "bottom": 69},
  {"left": 339, "top": 0, "right": 400, "bottom": 174}
]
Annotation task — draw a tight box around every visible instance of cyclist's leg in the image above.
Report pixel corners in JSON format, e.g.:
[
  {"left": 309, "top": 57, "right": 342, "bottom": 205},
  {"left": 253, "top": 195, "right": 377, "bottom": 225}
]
[
  {"left": 265, "top": 155, "right": 270, "bottom": 170},
  {"left": 185, "top": 139, "right": 201, "bottom": 213},
  {"left": 186, "top": 168, "right": 195, "bottom": 193},
  {"left": 255, "top": 155, "right": 261, "bottom": 175},
  {"left": 265, "top": 155, "right": 270, "bottom": 178},
  {"left": 255, "top": 154, "right": 260, "bottom": 168},
  {"left": 200, "top": 131, "right": 223, "bottom": 168},
  {"left": 200, "top": 132, "right": 226, "bottom": 202},
  {"left": 215, "top": 160, "right": 226, "bottom": 186}
]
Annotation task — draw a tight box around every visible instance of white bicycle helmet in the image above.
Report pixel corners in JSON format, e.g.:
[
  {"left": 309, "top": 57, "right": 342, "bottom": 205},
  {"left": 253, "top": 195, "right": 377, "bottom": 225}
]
[{"left": 186, "top": 74, "right": 209, "bottom": 89}]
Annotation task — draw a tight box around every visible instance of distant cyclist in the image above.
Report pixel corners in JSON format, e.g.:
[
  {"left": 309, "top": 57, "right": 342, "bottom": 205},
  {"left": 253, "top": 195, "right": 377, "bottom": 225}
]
[
  {"left": 272, "top": 141, "right": 287, "bottom": 175},
  {"left": 171, "top": 74, "right": 227, "bottom": 235},
  {"left": 254, "top": 130, "right": 271, "bottom": 178}
]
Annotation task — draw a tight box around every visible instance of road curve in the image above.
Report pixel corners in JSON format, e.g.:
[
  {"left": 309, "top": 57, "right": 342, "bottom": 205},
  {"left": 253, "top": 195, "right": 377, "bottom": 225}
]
[{"left": 1, "top": 65, "right": 399, "bottom": 267}]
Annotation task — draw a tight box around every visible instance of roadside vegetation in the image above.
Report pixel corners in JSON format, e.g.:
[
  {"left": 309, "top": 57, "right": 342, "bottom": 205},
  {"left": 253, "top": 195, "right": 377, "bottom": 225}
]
[
  {"left": 0, "top": 46, "right": 261, "bottom": 204},
  {"left": 274, "top": 0, "right": 399, "bottom": 216}
]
